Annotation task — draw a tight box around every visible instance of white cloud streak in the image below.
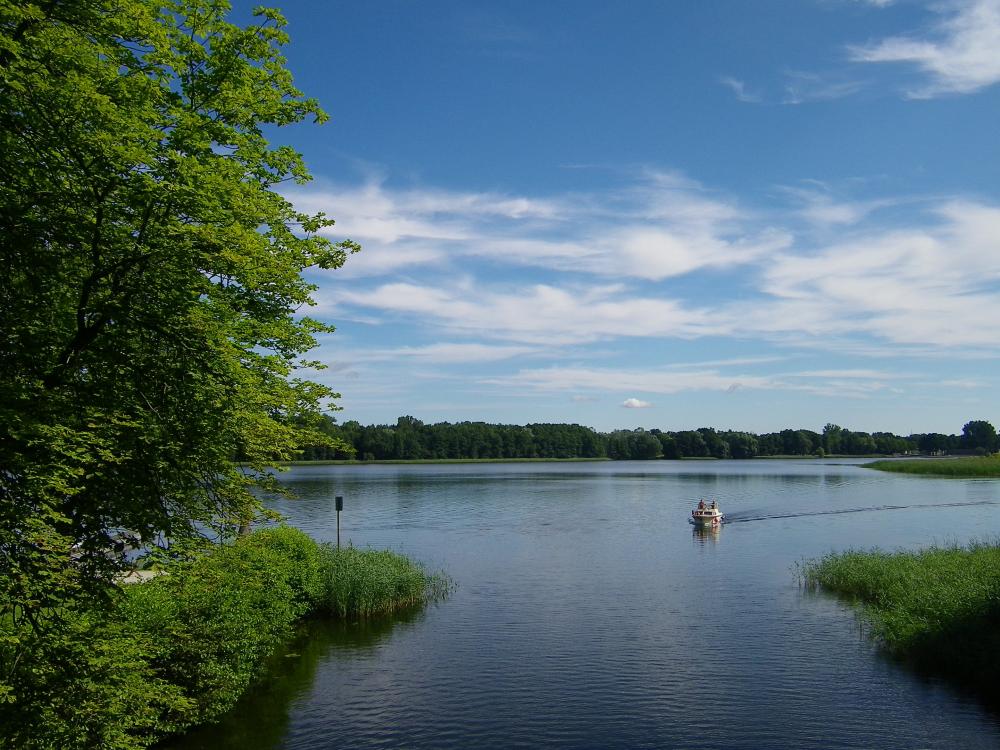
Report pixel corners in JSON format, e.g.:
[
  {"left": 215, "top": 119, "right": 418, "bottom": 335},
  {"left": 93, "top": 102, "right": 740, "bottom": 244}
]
[
  {"left": 720, "top": 76, "right": 763, "bottom": 103},
  {"left": 297, "top": 163, "right": 1000, "bottom": 365},
  {"left": 289, "top": 171, "right": 790, "bottom": 282},
  {"left": 483, "top": 365, "right": 906, "bottom": 399},
  {"left": 850, "top": 0, "right": 1000, "bottom": 97}
]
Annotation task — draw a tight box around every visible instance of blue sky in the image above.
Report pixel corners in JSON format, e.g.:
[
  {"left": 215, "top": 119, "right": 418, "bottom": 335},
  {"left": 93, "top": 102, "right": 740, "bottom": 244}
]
[{"left": 261, "top": 0, "right": 1000, "bottom": 434}]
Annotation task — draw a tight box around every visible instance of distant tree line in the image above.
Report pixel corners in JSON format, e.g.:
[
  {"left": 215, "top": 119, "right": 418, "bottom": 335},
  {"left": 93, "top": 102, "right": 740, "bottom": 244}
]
[{"left": 299, "top": 417, "right": 998, "bottom": 462}]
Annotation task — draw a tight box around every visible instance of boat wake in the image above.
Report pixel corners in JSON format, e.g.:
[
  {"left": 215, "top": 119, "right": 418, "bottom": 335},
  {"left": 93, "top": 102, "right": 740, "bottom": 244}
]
[{"left": 724, "top": 499, "right": 999, "bottom": 523}]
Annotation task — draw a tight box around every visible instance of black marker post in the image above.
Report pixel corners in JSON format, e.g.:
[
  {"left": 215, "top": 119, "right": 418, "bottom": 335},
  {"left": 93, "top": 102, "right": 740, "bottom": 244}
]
[{"left": 335, "top": 495, "right": 343, "bottom": 548}]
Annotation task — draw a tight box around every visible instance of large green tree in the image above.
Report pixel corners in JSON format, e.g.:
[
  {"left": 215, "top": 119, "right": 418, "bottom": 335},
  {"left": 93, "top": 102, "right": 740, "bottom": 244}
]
[
  {"left": 0, "top": 0, "right": 355, "bottom": 636},
  {"left": 961, "top": 420, "right": 998, "bottom": 453}
]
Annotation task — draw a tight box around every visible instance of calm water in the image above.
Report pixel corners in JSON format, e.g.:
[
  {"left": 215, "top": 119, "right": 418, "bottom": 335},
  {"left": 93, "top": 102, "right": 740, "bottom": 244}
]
[{"left": 171, "top": 460, "right": 1000, "bottom": 749}]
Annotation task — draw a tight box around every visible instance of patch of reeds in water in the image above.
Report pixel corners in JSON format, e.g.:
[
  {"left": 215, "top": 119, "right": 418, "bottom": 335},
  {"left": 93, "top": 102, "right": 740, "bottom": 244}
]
[
  {"left": 319, "top": 546, "right": 450, "bottom": 618},
  {"left": 802, "top": 541, "right": 1000, "bottom": 693},
  {"left": 865, "top": 456, "right": 1000, "bottom": 477}
]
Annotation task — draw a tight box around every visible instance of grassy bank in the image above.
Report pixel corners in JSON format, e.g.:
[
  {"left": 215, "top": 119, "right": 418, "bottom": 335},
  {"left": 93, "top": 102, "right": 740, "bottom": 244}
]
[
  {"left": 865, "top": 455, "right": 1000, "bottom": 477},
  {"left": 802, "top": 542, "right": 1000, "bottom": 694},
  {"left": 0, "top": 528, "right": 447, "bottom": 750}
]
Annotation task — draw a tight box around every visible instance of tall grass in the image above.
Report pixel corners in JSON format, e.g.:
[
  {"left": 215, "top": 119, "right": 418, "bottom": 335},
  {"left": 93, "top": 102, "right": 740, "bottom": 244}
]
[
  {"left": 865, "top": 456, "right": 1000, "bottom": 477},
  {"left": 319, "top": 546, "right": 448, "bottom": 618},
  {"left": 803, "top": 542, "right": 1000, "bottom": 692}
]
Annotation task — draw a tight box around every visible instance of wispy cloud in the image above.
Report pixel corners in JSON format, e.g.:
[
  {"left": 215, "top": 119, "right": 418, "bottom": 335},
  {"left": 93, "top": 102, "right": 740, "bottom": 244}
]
[
  {"left": 290, "top": 171, "right": 791, "bottom": 283},
  {"left": 720, "top": 76, "right": 763, "bottom": 103},
  {"left": 744, "top": 200, "right": 1000, "bottom": 347},
  {"left": 335, "top": 281, "right": 720, "bottom": 345},
  {"left": 483, "top": 365, "right": 909, "bottom": 400},
  {"left": 456, "top": 9, "right": 540, "bottom": 60},
  {"left": 779, "top": 185, "right": 889, "bottom": 227},
  {"left": 849, "top": 0, "right": 1000, "bottom": 97},
  {"left": 782, "top": 71, "right": 866, "bottom": 104},
  {"left": 305, "top": 173, "right": 1000, "bottom": 357}
]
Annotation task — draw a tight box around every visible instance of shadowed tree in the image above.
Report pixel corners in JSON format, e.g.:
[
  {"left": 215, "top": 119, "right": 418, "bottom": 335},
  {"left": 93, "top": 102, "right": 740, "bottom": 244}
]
[{"left": 962, "top": 420, "right": 998, "bottom": 454}]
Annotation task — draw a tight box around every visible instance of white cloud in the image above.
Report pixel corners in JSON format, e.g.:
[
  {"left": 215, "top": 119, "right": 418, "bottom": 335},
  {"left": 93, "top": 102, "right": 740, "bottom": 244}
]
[
  {"left": 937, "top": 378, "right": 989, "bottom": 388},
  {"left": 849, "top": 0, "right": 1000, "bottom": 97},
  {"left": 782, "top": 71, "right": 866, "bottom": 104},
  {"left": 483, "top": 365, "right": 907, "bottom": 400},
  {"left": 324, "top": 198, "right": 1000, "bottom": 352},
  {"left": 334, "top": 281, "right": 720, "bottom": 345},
  {"left": 301, "top": 166, "right": 1000, "bottom": 362},
  {"left": 623, "top": 398, "right": 653, "bottom": 408},
  {"left": 389, "top": 342, "right": 539, "bottom": 363},
  {"left": 720, "top": 76, "right": 763, "bottom": 103},
  {"left": 780, "top": 185, "right": 890, "bottom": 228},
  {"left": 736, "top": 200, "right": 1000, "bottom": 348},
  {"left": 289, "top": 171, "right": 790, "bottom": 281}
]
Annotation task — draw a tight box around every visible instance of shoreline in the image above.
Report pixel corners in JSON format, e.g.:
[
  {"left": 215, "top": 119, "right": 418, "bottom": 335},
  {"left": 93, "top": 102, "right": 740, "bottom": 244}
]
[{"left": 282, "top": 454, "right": 886, "bottom": 467}]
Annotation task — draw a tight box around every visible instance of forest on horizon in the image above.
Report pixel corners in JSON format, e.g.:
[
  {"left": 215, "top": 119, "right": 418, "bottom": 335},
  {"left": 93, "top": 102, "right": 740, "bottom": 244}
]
[{"left": 299, "top": 416, "right": 999, "bottom": 462}]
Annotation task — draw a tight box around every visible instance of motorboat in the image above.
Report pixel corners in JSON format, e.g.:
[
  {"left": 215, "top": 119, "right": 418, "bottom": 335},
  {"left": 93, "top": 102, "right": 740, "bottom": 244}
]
[{"left": 690, "top": 500, "right": 724, "bottom": 527}]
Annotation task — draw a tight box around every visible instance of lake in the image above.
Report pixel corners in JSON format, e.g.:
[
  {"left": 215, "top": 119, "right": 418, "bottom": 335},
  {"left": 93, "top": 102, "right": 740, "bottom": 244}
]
[{"left": 170, "top": 459, "right": 1000, "bottom": 749}]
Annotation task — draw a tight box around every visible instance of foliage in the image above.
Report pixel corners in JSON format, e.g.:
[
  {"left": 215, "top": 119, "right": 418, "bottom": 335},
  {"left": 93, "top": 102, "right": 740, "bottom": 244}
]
[
  {"left": 961, "top": 420, "right": 999, "bottom": 454},
  {"left": 865, "top": 456, "right": 1000, "bottom": 477},
  {"left": 0, "top": 0, "right": 356, "bottom": 663},
  {"left": 802, "top": 542, "right": 1000, "bottom": 693},
  {"left": 302, "top": 415, "right": 999, "bottom": 462},
  {"left": 0, "top": 527, "right": 442, "bottom": 749}
]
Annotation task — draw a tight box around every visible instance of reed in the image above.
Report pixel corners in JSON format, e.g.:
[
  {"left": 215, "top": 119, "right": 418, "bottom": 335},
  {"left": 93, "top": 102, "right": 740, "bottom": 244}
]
[
  {"left": 318, "top": 546, "right": 449, "bottom": 618},
  {"left": 803, "top": 542, "right": 1000, "bottom": 692},
  {"left": 865, "top": 456, "right": 1000, "bottom": 477}
]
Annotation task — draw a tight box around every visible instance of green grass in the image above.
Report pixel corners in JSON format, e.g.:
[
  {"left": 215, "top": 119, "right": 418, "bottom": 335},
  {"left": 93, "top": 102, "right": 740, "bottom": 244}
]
[
  {"left": 865, "top": 455, "right": 1000, "bottom": 477},
  {"left": 802, "top": 542, "right": 1000, "bottom": 693}
]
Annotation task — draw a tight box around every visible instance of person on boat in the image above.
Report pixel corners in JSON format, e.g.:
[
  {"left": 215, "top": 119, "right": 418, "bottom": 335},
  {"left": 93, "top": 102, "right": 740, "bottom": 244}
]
[
  {"left": 710, "top": 500, "right": 717, "bottom": 509},
  {"left": 697, "top": 499, "right": 705, "bottom": 510}
]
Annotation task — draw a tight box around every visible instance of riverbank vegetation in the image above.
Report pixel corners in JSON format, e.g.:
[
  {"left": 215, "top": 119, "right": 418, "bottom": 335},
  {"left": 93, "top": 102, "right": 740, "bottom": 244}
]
[
  {"left": 865, "top": 456, "right": 1000, "bottom": 477},
  {"left": 300, "top": 415, "right": 998, "bottom": 462},
  {"left": 803, "top": 542, "right": 1000, "bottom": 697},
  {"left": 0, "top": 527, "right": 445, "bottom": 749}
]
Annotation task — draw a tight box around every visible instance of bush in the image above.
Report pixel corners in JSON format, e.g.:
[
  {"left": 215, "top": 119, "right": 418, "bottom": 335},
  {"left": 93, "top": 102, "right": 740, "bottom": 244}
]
[
  {"left": 117, "top": 526, "right": 327, "bottom": 727},
  {"left": 0, "top": 527, "right": 444, "bottom": 749},
  {"left": 0, "top": 610, "right": 191, "bottom": 750}
]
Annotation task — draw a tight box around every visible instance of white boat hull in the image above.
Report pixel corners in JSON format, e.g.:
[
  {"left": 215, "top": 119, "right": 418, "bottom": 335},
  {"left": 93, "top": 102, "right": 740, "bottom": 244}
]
[{"left": 690, "top": 509, "right": 724, "bottom": 527}]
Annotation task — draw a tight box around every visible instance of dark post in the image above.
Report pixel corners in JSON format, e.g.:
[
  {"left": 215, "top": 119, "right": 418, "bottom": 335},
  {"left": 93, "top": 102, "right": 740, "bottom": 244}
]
[{"left": 335, "top": 495, "right": 343, "bottom": 548}]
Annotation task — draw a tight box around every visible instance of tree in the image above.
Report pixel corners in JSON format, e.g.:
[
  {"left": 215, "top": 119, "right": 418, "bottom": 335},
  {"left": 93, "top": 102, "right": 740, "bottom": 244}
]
[
  {"left": 0, "top": 0, "right": 355, "bottom": 643},
  {"left": 674, "top": 430, "right": 709, "bottom": 458},
  {"left": 917, "top": 432, "right": 953, "bottom": 454},
  {"left": 961, "top": 420, "right": 998, "bottom": 454},
  {"left": 822, "top": 423, "right": 844, "bottom": 455},
  {"left": 780, "top": 429, "right": 811, "bottom": 455},
  {"left": 724, "top": 431, "right": 758, "bottom": 459}
]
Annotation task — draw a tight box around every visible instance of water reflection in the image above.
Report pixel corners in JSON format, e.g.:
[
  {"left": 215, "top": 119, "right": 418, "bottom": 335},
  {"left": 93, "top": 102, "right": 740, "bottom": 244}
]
[
  {"left": 160, "top": 610, "right": 424, "bottom": 750},
  {"left": 692, "top": 524, "right": 721, "bottom": 544}
]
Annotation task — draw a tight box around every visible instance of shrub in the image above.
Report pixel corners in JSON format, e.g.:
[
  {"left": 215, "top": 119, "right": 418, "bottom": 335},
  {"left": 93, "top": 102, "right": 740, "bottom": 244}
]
[{"left": 0, "top": 527, "right": 445, "bottom": 749}]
